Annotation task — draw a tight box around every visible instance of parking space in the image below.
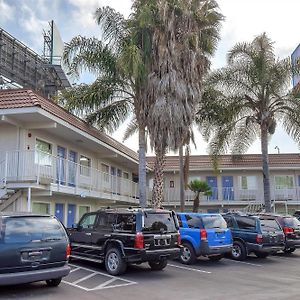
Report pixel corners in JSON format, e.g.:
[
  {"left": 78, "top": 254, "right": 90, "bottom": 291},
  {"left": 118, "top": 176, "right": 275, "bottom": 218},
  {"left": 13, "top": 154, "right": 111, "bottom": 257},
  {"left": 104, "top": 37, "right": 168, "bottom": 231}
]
[
  {"left": 1, "top": 253, "right": 300, "bottom": 299},
  {"left": 62, "top": 263, "right": 137, "bottom": 291}
]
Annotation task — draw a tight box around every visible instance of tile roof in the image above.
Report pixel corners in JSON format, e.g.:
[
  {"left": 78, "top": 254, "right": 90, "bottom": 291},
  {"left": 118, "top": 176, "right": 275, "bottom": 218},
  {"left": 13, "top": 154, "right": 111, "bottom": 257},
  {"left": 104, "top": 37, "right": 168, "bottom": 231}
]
[
  {"left": 0, "top": 89, "right": 139, "bottom": 162},
  {"left": 146, "top": 153, "right": 300, "bottom": 171}
]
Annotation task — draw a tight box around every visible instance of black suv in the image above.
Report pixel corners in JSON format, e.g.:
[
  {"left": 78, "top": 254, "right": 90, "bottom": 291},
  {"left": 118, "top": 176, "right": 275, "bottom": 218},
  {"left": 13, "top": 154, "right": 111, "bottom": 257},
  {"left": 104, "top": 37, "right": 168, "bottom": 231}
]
[
  {"left": 0, "top": 213, "right": 70, "bottom": 287},
  {"left": 259, "top": 213, "right": 300, "bottom": 253},
  {"left": 68, "top": 208, "right": 181, "bottom": 275},
  {"left": 223, "top": 212, "right": 285, "bottom": 260}
]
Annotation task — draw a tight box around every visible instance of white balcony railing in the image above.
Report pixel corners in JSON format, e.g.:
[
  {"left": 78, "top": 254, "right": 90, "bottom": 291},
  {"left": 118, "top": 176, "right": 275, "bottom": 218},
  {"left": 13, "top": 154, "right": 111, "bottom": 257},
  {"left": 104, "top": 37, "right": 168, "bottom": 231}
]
[
  {"left": 163, "top": 186, "right": 300, "bottom": 205},
  {"left": 0, "top": 150, "right": 143, "bottom": 202}
]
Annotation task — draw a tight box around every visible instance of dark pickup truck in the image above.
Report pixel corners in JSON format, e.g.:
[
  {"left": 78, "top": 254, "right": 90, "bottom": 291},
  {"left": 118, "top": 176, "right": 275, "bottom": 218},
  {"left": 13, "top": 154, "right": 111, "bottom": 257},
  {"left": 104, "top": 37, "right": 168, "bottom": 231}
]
[
  {"left": 68, "top": 208, "right": 182, "bottom": 275},
  {"left": 223, "top": 212, "right": 285, "bottom": 260}
]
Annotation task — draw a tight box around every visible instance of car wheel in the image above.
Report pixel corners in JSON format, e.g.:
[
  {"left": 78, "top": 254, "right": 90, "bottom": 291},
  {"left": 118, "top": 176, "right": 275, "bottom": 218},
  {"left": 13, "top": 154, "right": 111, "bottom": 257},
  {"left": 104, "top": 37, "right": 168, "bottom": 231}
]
[
  {"left": 283, "top": 248, "right": 296, "bottom": 254},
  {"left": 231, "top": 241, "right": 247, "bottom": 261},
  {"left": 148, "top": 260, "right": 168, "bottom": 271},
  {"left": 46, "top": 278, "right": 62, "bottom": 287},
  {"left": 180, "top": 242, "right": 196, "bottom": 265},
  {"left": 208, "top": 254, "right": 223, "bottom": 261},
  {"left": 254, "top": 251, "right": 269, "bottom": 258},
  {"left": 105, "top": 247, "right": 127, "bottom": 276}
]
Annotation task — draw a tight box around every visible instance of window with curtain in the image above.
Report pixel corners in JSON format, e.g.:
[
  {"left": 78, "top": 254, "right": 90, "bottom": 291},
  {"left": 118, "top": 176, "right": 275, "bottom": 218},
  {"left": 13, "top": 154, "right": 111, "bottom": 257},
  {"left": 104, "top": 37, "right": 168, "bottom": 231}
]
[
  {"left": 35, "top": 139, "right": 52, "bottom": 166},
  {"left": 275, "top": 176, "right": 294, "bottom": 189},
  {"left": 240, "top": 176, "right": 257, "bottom": 190},
  {"left": 32, "top": 202, "right": 50, "bottom": 214},
  {"left": 80, "top": 155, "right": 91, "bottom": 176}
]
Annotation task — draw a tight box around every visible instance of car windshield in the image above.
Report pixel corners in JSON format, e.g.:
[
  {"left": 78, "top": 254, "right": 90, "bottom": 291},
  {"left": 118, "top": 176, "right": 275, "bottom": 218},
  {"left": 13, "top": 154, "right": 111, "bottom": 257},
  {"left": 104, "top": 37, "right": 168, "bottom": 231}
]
[
  {"left": 260, "top": 219, "right": 281, "bottom": 232},
  {"left": 143, "top": 212, "right": 177, "bottom": 233},
  {"left": 0, "top": 217, "right": 66, "bottom": 244},
  {"left": 283, "top": 217, "right": 300, "bottom": 228},
  {"left": 202, "top": 215, "right": 227, "bottom": 229}
]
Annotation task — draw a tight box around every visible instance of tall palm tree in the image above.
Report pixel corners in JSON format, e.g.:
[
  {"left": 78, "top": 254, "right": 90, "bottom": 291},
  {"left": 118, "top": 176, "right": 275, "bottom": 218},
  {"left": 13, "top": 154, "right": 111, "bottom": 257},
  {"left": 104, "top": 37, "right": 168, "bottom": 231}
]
[
  {"left": 146, "top": 0, "right": 223, "bottom": 208},
  {"left": 61, "top": 5, "right": 156, "bottom": 208},
  {"left": 199, "top": 33, "right": 300, "bottom": 212}
]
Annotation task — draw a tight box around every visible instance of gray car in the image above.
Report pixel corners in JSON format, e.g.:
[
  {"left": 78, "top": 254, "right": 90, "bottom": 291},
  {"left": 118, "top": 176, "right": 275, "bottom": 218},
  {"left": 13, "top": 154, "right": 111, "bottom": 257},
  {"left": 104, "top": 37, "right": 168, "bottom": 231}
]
[{"left": 0, "top": 213, "right": 70, "bottom": 287}]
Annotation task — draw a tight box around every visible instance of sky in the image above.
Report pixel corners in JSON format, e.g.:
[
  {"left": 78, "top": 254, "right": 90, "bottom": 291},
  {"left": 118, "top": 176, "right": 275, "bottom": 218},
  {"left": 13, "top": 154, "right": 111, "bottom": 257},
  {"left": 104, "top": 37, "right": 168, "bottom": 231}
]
[{"left": 1, "top": 0, "right": 300, "bottom": 155}]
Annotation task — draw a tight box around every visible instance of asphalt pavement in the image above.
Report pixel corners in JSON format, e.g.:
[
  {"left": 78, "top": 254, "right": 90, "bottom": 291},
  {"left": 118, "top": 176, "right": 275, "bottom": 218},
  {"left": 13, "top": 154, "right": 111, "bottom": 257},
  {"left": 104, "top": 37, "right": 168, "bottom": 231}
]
[{"left": 1, "top": 252, "right": 300, "bottom": 300}]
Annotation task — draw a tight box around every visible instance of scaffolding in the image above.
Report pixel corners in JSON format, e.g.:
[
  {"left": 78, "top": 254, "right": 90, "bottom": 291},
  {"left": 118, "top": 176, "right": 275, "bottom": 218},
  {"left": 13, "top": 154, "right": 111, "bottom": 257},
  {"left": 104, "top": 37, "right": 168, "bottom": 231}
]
[{"left": 0, "top": 26, "right": 70, "bottom": 98}]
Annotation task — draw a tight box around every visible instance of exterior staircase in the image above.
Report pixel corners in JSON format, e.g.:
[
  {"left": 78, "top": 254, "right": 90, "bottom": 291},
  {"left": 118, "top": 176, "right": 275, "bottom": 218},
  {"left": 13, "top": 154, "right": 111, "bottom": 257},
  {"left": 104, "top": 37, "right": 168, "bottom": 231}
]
[
  {"left": 0, "top": 190, "right": 22, "bottom": 212},
  {"left": 243, "top": 203, "right": 265, "bottom": 214}
]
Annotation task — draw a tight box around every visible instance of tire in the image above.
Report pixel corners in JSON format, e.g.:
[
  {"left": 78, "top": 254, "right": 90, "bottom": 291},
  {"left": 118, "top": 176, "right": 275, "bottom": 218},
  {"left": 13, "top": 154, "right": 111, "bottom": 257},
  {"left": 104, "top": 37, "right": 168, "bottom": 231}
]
[
  {"left": 231, "top": 241, "right": 247, "bottom": 261},
  {"left": 46, "top": 278, "right": 62, "bottom": 287},
  {"left": 180, "top": 242, "right": 197, "bottom": 265},
  {"left": 283, "top": 248, "right": 296, "bottom": 254},
  {"left": 105, "top": 247, "right": 127, "bottom": 276},
  {"left": 208, "top": 254, "right": 223, "bottom": 261},
  {"left": 148, "top": 260, "right": 168, "bottom": 271},
  {"left": 254, "top": 251, "right": 269, "bottom": 258}
]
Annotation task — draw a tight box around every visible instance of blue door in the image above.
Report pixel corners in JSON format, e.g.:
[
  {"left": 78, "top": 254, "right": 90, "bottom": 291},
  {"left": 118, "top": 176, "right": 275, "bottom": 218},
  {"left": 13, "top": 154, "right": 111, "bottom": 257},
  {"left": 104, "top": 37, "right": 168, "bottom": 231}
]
[
  {"left": 57, "top": 146, "right": 66, "bottom": 185},
  {"left": 206, "top": 176, "right": 218, "bottom": 200},
  {"left": 55, "top": 203, "right": 64, "bottom": 223},
  {"left": 68, "top": 151, "right": 77, "bottom": 187},
  {"left": 222, "top": 176, "right": 234, "bottom": 200},
  {"left": 67, "top": 204, "right": 76, "bottom": 228}
]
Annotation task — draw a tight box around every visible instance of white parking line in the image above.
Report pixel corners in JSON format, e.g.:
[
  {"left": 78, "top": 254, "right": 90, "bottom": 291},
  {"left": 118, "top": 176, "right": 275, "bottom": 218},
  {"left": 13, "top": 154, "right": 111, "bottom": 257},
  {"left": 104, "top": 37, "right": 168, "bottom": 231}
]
[
  {"left": 62, "top": 263, "right": 137, "bottom": 292},
  {"left": 226, "top": 259, "right": 262, "bottom": 267},
  {"left": 72, "top": 273, "right": 97, "bottom": 285},
  {"left": 167, "top": 263, "right": 211, "bottom": 274}
]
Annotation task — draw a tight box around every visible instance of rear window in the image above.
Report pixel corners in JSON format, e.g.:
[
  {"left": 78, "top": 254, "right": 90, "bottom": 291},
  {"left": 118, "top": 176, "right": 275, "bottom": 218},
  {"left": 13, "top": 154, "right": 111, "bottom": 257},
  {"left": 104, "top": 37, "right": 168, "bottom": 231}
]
[
  {"left": 1, "top": 217, "right": 66, "bottom": 244},
  {"left": 260, "top": 219, "right": 282, "bottom": 232},
  {"left": 202, "top": 215, "right": 227, "bottom": 229},
  {"left": 143, "top": 212, "right": 177, "bottom": 233},
  {"left": 283, "top": 217, "right": 300, "bottom": 228}
]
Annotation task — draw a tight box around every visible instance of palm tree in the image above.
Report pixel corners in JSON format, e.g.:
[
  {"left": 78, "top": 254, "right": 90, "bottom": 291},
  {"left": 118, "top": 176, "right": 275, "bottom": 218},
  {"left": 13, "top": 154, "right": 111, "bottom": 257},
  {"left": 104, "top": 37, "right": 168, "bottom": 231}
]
[
  {"left": 146, "top": 0, "right": 223, "bottom": 208},
  {"left": 199, "top": 33, "right": 300, "bottom": 212},
  {"left": 188, "top": 179, "right": 212, "bottom": 212},
  {"left": 61, "top": 5, "right": 156, "bottom": 208}
]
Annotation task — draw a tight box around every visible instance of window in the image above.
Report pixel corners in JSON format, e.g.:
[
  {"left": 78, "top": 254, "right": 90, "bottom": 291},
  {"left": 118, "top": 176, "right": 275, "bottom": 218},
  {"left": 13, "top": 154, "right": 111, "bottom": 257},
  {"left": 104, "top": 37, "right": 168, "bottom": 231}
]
[
  {"left": 123, "top": 172, "right": 129, "bottom": 180},
  {"left": 223, "top": 216, "right": 234, "bottom": 228},
  {"left": 185, "top": 215, "right": 202, "bottom": 229},
  {"left": 260, "top": 219, "right": 281, "bottom": 232},
  {"left": 170, "top": 180, "right": 174, "bottom": 188},
  {"left": 240, "top": 176, "right": 256, "bottom": 190},
  {"left": 79, "top": 213, "right": 97, "bottom": 229},
  {"left": 202, "top": 215, "right": 227, "bottom": 229},
  {"left": 35, "top": 139, "right": 52, "bottom": 166},
  {"left": 177, "top": 214, "right": 183, "bottom": 227},
  {"left": 275, "top": 176, "right": 294, "bottom": 189},
  {"left": 2, "top": 217, "right": 65, "bottom": 244},
  {"left": 115, "top": 214, "right": 136, "bottom": 232},
  {"left": 143, "top": 212, "right": 177, "bottom": 233},
  {"left": 235, "top": 216, "right": 256, "bottom": 230},
  {"left": 80, "top": 155, "right": 91, "bottom": 176},
  {"left": 97, "top": 213, "right": 116, "bottom": 228},
  {"left": 101, "top": 164, "right": 109, "bottom": 174},
  {"left": 32, "top": 202, "right": 50, "bottom": 215},
  {"left": 79, "top": 206, "right": 90, "bottom": 220}
]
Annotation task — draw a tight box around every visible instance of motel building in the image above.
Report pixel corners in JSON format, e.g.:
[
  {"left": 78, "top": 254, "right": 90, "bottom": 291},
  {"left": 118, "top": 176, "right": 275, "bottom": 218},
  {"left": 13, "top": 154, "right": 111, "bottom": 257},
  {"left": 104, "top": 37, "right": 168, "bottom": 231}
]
[{"left": 1, "top": 89, "right": 300, "bottom": 227}]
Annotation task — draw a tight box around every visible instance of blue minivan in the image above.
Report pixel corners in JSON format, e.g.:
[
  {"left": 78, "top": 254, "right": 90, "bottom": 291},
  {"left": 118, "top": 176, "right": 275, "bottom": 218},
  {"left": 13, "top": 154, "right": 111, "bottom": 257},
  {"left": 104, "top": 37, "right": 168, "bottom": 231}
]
[{"left": 177, "top": 213, "right": 232, "bottom": 264}]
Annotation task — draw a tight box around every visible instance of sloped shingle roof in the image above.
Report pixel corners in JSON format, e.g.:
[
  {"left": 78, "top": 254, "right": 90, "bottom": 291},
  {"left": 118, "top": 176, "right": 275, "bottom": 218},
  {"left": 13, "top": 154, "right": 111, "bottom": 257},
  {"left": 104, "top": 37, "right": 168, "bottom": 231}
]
[
  {"left": 0, "top": 89, "right": 139, "bottom": 162},
  {"left": 146, "top": 153, "right": 300, "bottom": 171}
]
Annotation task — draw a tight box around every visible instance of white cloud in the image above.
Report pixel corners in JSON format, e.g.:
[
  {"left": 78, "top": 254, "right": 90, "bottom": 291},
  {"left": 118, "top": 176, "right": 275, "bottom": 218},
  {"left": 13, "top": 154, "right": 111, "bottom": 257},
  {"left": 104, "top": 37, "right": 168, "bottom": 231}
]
[{"left": 0, "top": 0, "right": 14, "bottom": 23}]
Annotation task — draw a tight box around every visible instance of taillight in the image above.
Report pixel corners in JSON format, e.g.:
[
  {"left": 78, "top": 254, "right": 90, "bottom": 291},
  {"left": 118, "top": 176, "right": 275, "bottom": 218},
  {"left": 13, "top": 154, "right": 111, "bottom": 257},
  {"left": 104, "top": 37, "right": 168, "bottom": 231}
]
[
  {"left": 256, "top": 234, "right": 263, "bottom": 244},
  {"left": 177, "top": 231, "right": 181, "bottom": 245},
  {"left": 66, "top": 244, "right": 71, "bottom": 260},
  {"left": 200, "top": 229, "right": 207, "bottom": 240},
  {"left": 283, "top": 227, "right": 294, "bottom": 234},
  {"left": 134, "top": 232, "right": 144, "bottom": 249}
]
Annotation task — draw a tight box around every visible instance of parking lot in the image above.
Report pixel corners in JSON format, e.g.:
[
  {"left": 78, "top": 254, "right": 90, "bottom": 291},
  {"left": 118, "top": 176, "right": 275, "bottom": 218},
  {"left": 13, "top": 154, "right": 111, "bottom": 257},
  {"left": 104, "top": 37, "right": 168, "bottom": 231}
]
[{"left": 1, "top": 252, "right": 300, "bottom": 300}]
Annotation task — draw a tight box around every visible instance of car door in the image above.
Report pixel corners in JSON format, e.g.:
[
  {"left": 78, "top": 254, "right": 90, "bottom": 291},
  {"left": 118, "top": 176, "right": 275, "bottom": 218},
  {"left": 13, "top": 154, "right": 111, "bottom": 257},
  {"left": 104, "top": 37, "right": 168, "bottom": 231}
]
[
  {"left": 69, "top": 212, "right": 98, "bottom": 258},
  {"left": 91, "top": 213, "right": 117, "bottom": 256}
]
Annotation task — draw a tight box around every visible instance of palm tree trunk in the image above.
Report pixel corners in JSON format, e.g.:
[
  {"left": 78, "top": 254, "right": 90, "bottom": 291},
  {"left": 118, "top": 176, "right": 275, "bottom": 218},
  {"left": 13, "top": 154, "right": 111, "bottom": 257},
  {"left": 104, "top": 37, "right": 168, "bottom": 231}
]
[
  {"left": 138, "top": 125, "right": 147, "bottom": 208},
  {"left": 179, "top": 145, "right": 185, "bottom": 212},
  {"left": 261, "top": 124, "right": 272, "bottom": 212},
  {"left": 152, "top": 146, "right": 166, "bottom": 208},
  {"left": 193, "top": 193, "right": 200, "bottom": 212}
]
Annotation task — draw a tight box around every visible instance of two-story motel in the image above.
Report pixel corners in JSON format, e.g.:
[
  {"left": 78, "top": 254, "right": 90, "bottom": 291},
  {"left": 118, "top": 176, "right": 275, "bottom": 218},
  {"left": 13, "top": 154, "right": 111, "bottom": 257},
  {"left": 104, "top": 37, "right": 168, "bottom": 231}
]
[{"left": 1, "top": 89, "right": 300, "bottom": 226}]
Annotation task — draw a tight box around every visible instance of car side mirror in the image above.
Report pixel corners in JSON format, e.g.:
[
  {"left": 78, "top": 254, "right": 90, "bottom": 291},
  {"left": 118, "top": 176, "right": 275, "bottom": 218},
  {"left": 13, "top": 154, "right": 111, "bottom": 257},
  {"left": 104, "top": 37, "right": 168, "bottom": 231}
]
[{"left": 72, "top": 223, "right": 82, "bottom": 230}]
